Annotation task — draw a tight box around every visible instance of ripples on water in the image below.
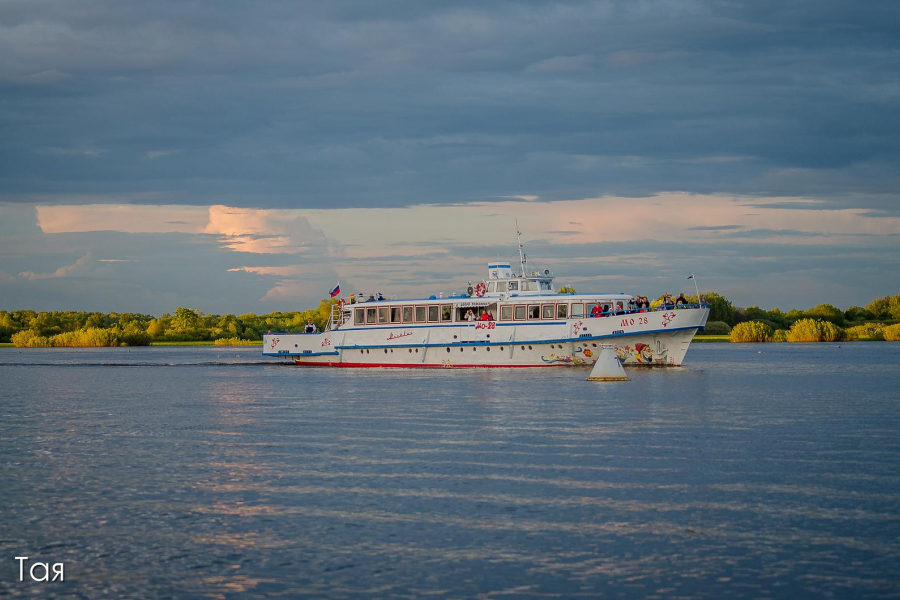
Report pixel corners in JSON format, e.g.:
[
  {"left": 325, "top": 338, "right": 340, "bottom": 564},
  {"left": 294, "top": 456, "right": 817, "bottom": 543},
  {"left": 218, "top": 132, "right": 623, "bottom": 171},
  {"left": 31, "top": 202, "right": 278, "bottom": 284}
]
[{"left": 1, "top": 344, "right": 899, "bottom": 598}]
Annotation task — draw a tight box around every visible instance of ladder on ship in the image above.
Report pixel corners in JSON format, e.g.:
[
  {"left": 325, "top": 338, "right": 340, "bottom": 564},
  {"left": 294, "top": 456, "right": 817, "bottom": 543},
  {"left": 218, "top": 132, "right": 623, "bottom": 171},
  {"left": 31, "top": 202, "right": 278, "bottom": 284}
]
[{"left": 327, "top": 301, "right": 347, "bottom": 331}]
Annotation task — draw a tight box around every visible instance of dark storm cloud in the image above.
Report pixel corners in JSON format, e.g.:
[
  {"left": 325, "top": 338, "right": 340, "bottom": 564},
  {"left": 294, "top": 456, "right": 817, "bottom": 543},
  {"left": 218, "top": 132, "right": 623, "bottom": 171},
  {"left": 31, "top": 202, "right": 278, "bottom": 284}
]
[{"left": 1, "top": 0, "right": 898, "bottom": 210}]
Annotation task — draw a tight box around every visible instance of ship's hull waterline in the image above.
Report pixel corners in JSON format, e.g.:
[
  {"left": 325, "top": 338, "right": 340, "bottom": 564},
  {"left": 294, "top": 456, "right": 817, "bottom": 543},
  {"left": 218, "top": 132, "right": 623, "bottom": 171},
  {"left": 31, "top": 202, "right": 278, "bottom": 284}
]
[{"left": 263, "top": 306, "right": 709, "bottom": 368}]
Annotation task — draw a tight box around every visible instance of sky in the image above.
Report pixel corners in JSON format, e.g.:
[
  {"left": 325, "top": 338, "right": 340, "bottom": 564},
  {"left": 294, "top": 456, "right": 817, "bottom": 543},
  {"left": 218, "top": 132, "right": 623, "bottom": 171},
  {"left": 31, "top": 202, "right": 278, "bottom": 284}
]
[{"left": 0, "top": 0, "right": 898, "bottom": 315}]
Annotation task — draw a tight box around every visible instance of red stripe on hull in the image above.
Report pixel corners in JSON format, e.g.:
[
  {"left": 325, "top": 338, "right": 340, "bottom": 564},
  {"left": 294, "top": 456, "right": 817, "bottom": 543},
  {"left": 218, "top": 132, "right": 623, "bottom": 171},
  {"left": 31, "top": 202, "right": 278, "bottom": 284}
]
[{"left": 292, "top": 361, "right": 558, "bottom": 368}]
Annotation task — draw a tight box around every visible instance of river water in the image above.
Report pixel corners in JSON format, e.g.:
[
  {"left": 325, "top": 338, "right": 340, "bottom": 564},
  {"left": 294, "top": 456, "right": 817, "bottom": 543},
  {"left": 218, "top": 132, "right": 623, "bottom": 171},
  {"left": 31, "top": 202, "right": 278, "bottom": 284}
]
[{"left": 1, "top": 343, "right": 899, "bottom": 598}]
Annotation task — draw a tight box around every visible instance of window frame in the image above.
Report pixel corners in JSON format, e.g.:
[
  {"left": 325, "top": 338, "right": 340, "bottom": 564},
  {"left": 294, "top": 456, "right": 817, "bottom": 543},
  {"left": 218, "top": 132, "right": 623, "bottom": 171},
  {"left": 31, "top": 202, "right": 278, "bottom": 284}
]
[
  {"left": 500, "top": 305, "right": 513, "bottom": 321},
  {"left": 542, "top": 304, "right": 555, "bottom": 320},
  {"left": 402, "top": 306, "right": 414, "bottom": 323},
  {"left": 571, "top": 303, "right": 584, "bottom": 318},
  {"left": 415, "top": 305, "right": 427, "bottom": 323},
  {"left": 354, "top": 308, "right": 365, "bottom": 325},
  {"left": 514, "top": 305, "right": 527, "bottom": 320},
  {"left": 428, "top": 305, "right": 440, "bottom": 322},
  {"left": 508, "top": 280, "right": 519, "bottom": 291},
  {"left": 390, "top": 306, "right": 401, "bottom": 323},
  {"left": 557, "top": 304, "right": 568, "bottom": 319},
  {"left": 378, "top": 307, "right": 389, "bottom": 324},
  {"left": 441, "top": 304, "right": 453, "bottom": 322},
  {"left": 366, "top": 307, "right": 377, "bottom": 324},
  {"left": 528, "top": 304, "right": 541, "bottom": 320}
]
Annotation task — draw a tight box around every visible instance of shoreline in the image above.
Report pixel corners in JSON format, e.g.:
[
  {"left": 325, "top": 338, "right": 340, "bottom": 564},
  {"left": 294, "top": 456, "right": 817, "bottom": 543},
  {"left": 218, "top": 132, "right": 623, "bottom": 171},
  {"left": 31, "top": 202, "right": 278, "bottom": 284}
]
[{"left": 2, "top": 337, "right": 890, "bottom": 349}]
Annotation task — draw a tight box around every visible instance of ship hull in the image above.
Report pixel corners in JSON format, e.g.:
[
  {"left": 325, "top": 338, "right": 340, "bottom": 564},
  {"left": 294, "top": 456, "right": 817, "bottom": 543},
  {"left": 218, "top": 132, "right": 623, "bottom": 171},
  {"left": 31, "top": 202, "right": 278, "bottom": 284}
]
[{"left": 263, "top": 307, "right": 708, "bottom": 368}]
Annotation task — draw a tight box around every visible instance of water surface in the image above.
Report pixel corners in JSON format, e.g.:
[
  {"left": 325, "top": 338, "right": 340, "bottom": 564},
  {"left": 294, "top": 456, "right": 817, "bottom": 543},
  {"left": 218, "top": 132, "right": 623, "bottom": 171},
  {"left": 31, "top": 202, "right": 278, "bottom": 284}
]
[{"left": 1, "top": 343, "right": 899, "bottom": 598}]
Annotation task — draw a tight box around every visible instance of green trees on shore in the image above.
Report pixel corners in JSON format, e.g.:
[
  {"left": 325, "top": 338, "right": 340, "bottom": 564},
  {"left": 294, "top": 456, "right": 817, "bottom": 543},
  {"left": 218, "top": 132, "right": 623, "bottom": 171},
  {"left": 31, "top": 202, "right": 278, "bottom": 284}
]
[
  {"left": 730, "top": 321, "right": 773, "bottom": 343},
  {"left": 1, "top": 298, "right": 337, "bottom": 347},
  {"left": 1, "top": 293, "right": 897, "bottom": 347}
]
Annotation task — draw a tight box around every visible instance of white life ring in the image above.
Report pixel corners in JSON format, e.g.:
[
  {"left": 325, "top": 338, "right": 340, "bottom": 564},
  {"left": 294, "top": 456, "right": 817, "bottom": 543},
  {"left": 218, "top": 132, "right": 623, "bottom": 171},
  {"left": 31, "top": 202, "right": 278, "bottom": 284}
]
[{"left": 474, "top": 282, "right": 487, "bottom": 297}]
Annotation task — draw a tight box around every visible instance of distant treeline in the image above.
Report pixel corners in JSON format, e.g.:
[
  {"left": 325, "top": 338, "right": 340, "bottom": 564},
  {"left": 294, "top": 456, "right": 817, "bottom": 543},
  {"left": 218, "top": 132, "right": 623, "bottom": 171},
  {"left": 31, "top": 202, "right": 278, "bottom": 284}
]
[
  {"left": 1, "top": 294, "right": 898, "bottom": 347},
  {"left": 1, "top": 299, "right": 335, "bottom": 347},
  {"left": 696, "top": 292, "right": 900, "bottom": 342}
]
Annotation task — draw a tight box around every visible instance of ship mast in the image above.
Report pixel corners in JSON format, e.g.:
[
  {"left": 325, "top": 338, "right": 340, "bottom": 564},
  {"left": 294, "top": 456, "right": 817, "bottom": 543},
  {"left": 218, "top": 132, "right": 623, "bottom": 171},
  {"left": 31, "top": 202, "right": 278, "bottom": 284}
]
[{"left": 516, "top": 220, "right": 527, "bottom": 276}]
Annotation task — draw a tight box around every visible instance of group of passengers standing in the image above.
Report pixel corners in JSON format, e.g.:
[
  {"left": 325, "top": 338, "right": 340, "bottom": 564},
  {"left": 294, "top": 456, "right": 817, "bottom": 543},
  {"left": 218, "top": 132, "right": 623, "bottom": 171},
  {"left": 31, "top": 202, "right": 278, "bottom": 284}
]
[
  {"left": 464, "top": 309, "right": 494, "bottom": 322},
  {"left": 588, "top": 292, "right": 691, "bottom": 318}
]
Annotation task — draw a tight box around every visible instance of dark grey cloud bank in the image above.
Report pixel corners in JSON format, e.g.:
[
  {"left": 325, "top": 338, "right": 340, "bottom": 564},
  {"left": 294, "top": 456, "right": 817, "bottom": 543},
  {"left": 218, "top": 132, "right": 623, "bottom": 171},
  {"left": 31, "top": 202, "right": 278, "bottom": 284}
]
[{"left": 2, "top": 0, "right": 899, "bottom": 210}]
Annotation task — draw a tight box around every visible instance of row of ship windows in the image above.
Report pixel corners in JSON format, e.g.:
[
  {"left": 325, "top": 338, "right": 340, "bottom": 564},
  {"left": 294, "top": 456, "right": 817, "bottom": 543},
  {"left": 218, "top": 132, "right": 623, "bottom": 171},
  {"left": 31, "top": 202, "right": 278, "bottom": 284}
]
[
  {"left": 487, "top": 280, "right": 552, "bottom": 292},
  {"left": 357, "top": 343, "right": 602, "bottom": 354},
  {"left": 353, "top": 302, "right": 602, "bottom": 326}
]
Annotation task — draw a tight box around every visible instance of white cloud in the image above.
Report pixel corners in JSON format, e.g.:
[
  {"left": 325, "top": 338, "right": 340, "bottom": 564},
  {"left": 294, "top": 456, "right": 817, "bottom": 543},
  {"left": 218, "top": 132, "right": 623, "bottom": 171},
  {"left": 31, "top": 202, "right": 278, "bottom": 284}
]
[
  {"left": 145, "top": 149, "right": 182, "bottom": 159},
  {"left": 18, "top": 253, "right": 95, "bottom": 280},
  {"left": 525, "top": 54, "right": 594, "bottom": 73}
]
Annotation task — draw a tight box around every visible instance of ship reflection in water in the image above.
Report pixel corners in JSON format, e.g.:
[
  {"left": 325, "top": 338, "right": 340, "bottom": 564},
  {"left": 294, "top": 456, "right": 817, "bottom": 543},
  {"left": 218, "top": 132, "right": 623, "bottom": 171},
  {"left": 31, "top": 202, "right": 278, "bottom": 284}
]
[{"left": 1, "top": 344, "right": 899, "bottom": 598}]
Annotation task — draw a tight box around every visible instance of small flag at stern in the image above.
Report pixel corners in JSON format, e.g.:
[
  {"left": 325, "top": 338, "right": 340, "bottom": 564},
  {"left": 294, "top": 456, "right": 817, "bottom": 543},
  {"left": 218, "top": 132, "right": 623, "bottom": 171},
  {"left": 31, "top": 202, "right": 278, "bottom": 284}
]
[
  {"left": 329, "top": 283, "right": 341, "bottom": 298},
  {"left": 686, "top": 274, "right": 695, "bottom": 280}
]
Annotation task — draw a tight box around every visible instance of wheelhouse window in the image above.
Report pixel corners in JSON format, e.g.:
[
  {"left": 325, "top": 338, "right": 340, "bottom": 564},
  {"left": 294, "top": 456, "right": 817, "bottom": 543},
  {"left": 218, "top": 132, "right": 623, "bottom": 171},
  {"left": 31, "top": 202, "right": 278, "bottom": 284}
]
[
  {"left": 542, "top": 304, "right": 554, "bottom": 320},
  {"left": 528, "top": 304, "right": 540, "bottom": 320},
  {"left": 390, "top": 307, "right": 401, "bottom": 323},
  {"left": 487, "top": 282, "right": 496, "bottom": 293},
  {"left": 557, "top": 304, "right": 568, "bottom": 319},
  {"left": 500, "top": 305, "right": 513, "bottom": 321},
  {"left": 366, "top": 307, "right": 377, "bottom": 324},
  {"left": 415, "top": 306, "right": 427, "bottom": 322},
  {"left": 514, "top": 305, "right": 526, "bottom": 320},
  {"left": 522, "top": 280, "right": 539, "bottom": 292},
  {"left": 441, "top": 304, "right": 452, "bottom": 322},
  {"left": 355, "top": 308, "right": 365, "bottom": 325},
  {"left": 571, "top": 303, "right": 584, "bottom": 318},
  {"left": 378, "top": 307, "right": 389, "bottom": 324},
  {"left": 428, "top": 305, "right": 440, "bottom": 322},
  {"left": 496, "top": 281, "right": 508, "bottom": 293},
  {"left": 508, "top": 281, "right": 519, "bottom": 291},
  {"left": 402, "top": 306, "right": 413, "bottom": 323}
]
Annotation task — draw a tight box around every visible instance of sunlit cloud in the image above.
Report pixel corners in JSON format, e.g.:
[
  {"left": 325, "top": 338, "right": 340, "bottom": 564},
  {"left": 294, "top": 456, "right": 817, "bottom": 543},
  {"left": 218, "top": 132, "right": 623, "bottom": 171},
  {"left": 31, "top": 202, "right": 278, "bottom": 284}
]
[
  {"left": 36, "top": 204, "right": 207, "bottom": 234},
  {"left": 11, "top": 192, "right": 900, "bottom": 311},
  {"left": 204, "top": 205, "right": 329, "bottom": 255},
  {"left": 18, "top": 253, "right": 97, "bottom": 280}
]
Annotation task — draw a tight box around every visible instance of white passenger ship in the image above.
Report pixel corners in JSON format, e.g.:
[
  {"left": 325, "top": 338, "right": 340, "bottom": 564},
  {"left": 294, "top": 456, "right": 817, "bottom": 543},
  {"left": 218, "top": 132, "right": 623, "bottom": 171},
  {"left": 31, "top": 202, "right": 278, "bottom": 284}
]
[{"left": 263, "top": 248, "right": 710, "bottom": 368}]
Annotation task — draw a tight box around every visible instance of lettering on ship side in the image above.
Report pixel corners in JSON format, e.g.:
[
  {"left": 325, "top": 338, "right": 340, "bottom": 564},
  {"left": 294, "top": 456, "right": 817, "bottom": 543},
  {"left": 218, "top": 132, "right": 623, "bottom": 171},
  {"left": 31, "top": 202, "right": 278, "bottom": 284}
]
[
  {"left": 387, "top": 331, "right": 413, "bottom": 340},
  {"left": 620, "top": 316, "right": 649, "bottom": 327},
  {"left": 474, "top": 322, "right": 495, "bottom": 330}
]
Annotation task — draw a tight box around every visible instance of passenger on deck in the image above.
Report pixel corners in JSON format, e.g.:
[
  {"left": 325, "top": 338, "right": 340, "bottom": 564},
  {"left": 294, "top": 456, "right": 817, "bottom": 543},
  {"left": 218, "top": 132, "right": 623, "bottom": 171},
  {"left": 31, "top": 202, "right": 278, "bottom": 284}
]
[
  {"left": 479, "top": 311, "right": 491, "bottom": 321},
  {"left": 367, "top": 294, "right": 376, "bottom": 302},
  {"left": 377, "top": 292, "right": 385, "bottom": 301},
  {"left": 675, "top": 293, "right": 688, "bottom": 306},
  {"left": 663, "top": 293, "right": 674, "bottom": 308},
  {"left": 615, "top": 301, "right": 625, "bottom": 315},
  {"left": 464, "top": 309, "right": 476, "bottom": 321},
  {"left": 487, "top": 311, "right": 495, "bottom": 321},
  {"left": 590, "top": 303, "right": 602, "bottom": 318},
  {"left": 304, "top": 319, "right": 317, "bottom": 333}
]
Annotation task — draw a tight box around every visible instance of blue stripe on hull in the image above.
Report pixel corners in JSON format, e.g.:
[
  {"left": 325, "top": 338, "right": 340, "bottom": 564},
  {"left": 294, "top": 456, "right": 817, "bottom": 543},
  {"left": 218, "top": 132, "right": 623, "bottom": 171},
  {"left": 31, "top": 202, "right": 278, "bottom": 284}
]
[{"left": 263, "top": 325, "right": 699, "bottom": 356}]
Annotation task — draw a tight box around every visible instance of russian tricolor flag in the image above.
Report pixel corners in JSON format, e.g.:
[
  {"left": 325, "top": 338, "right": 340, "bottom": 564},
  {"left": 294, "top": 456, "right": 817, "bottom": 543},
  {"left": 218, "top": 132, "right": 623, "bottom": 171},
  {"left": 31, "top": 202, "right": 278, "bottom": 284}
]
[{"left": 329, "top": 283, "right": 341, "bottom": 298}]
